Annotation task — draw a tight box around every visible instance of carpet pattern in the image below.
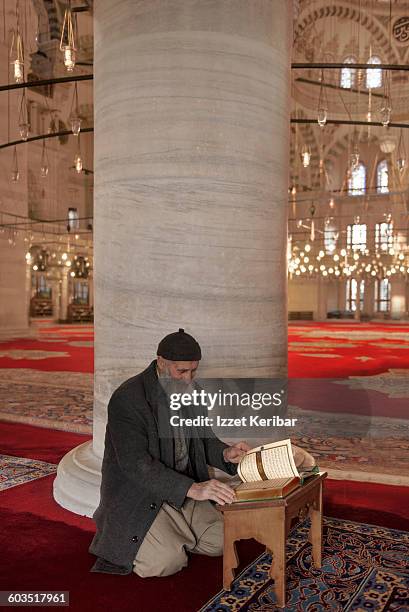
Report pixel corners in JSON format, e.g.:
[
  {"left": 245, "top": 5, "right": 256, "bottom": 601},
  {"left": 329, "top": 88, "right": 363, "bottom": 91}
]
[
  {"left": 288, "top": 323, "right": 409, "bottom": 378},
  {"left": 0, "top": 454, "right": 57, "bottom": 491},
  {"left": 0, "top": 322, "right": 93, "bottom": 373},
  {"left": 200, "top": 517, "right": 409, "bottom": 611},
  {"left": 0, "top": 368, "right": 93, "bottom": 433},
  {"left": 1, "top": 321, "right": 409, "bottom": 378},
  {"left": 1, "top": 368, "right": 409, "bottom": 482}
]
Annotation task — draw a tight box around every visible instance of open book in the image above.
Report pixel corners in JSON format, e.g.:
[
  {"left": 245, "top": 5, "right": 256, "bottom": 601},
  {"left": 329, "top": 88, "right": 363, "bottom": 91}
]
[{"left": 234, "top": 439, "right": 319, "bottom": 502}]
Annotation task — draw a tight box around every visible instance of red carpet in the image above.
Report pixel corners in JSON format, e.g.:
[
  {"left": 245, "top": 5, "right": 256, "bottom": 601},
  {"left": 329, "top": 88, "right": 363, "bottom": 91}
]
[
  {"left": 288, "top": 377, "right": 409, "bottom": 419},
  {"left": 1, "top": 322, "right": 409, "bottom": 610},
  {"left": 0, "top": 336, "right": 93, "bottom": 373},
  {"left": 1, "top": 321, "right": 408, "bottom": 378},
  {"left": 1, "top": 470, "right": 408, "bottom": 612},
  {"left": 288, "top": 321, "right": 409, "bottom": 378},
  {"left": 0, "top": 421, "right": 91, "bottom": 464}
]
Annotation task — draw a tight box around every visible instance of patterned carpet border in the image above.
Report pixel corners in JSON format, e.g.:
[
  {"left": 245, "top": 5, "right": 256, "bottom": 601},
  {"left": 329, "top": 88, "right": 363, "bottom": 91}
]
[
  {"left": 199, "top": 517, "right": 409, "bottom": 611},
  {"left": 0, "top": 369, "right": 93, "bottom": 434},
  {"left": 0, "top": 454, "right": 57, "bottom": 491},
  {"left": 1, "top": 368, "right": 409, "bottom": 482}
]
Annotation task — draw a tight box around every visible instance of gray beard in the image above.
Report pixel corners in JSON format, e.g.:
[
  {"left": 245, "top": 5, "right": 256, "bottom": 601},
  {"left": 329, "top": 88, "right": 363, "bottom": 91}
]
[{"left": 157, "top": 368, "right": 195, "bottom": 398}]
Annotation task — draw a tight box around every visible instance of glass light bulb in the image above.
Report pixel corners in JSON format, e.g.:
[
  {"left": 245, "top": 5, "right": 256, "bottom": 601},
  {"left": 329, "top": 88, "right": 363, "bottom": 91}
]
[
  {"left": 40, "top": 165, "right": 49, "bottom": 178},
  {"left": 397, "top": 158, "right": 406, "bottom": 173},
  {"left": 350, "top": 149, "right": 359, "bottom": 169},
  {"left": 71, "top": 117, "right": 81, "bottom": 136},
  {"left": 302, "top": 151, "right": 311, "bottom": 168},
  {"left": 74, "top": 154, "right": 83, "bottom": 173},
  {"left": 19, "top": 123, "right": 29, "bottom": 141},
  {"left": 13, "top": 59, "right": 24, "bottom": 83},
  {"left": 63, "top": 45, "right": 76, "bottom": 71},
  {"left": 11, "top": 169, "right": 20, "bottom": 182},
  {"left": 317, "top": 107, "right": 327, "bottom": 127},
  {"left": 380, "top": 105, "right": 391, "bottom": 127}
]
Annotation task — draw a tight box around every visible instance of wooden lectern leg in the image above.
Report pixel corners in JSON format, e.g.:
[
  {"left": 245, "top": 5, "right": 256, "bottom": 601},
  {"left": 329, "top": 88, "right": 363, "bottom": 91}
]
[
  {"left": 309, "top": 485, "right": 323, "bottom": 568},
  {"left": 223, "top": 540, "right": 238, "bottom": 591},
  {"left": 268, "top": 512, "right": 286, "bottom": 608}
]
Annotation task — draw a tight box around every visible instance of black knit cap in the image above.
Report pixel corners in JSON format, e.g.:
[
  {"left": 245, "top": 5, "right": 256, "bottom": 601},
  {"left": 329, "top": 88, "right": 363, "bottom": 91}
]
[{"left": 157, "top": 328, "right": 202, "bottom": 361}]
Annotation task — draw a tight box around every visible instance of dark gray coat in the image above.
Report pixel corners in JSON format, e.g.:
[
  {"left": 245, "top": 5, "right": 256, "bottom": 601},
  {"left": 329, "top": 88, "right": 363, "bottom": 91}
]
[{"left": 88, "top": 360, "right": 237, "bottom": 574}]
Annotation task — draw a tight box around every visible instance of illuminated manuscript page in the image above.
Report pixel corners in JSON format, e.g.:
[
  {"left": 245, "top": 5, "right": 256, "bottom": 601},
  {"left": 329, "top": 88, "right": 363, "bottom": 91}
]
[{"left": 238, "top": 439, "right": 300, "bottom": 482}]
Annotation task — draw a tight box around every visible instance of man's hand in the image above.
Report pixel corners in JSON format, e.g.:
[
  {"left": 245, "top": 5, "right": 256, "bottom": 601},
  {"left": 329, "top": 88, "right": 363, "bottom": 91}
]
[
  {"left": 223, "top": 441, "right": 251, "bottom": 464},
  {"left": 187, "top": 479, "right": 236, "bottom": 505},
  {"left": 292, "top": 443, "right": 316, "bottom": 469}
]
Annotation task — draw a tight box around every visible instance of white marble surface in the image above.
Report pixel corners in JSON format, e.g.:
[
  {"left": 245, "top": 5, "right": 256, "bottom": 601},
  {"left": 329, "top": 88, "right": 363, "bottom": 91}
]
[
  {"left": 54, "top": 1, "right": 293, "bottom": 515},
  {"left": 92, "top": 1, "right": 293, "bottom": 459}
]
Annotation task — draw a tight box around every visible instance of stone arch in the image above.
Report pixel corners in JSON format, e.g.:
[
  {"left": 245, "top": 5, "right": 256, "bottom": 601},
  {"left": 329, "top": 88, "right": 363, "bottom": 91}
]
[{"left": 294, "top": 2, "right": 400, "bottom": 68}]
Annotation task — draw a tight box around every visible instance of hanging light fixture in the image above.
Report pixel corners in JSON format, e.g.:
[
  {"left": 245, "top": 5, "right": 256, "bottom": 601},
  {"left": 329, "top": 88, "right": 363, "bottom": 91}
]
[
  {"left": 379, "top": 104, "right": 392, "bottom": 127},
  {"left": 379, "top": 69, "right": 392, "bottom": 127},
  {"left": 60, "top": 2, "right": 77, "bottom": 72},
  {"left": 18, "top": 90, "right": 30, "bottom": 141},
  {"left": 10, "top": 2, "right": 24, "bottom": 84},
  {"left": 396, "top": 128, "right": 407, "bottom": 174},
  {"left": 69, "top": 82, "right": 81, "bottom": 135},
  {"left": 74, "top": 135, "right": 83, "bottom": 173},
  {"left": 350, "top": 143, "right": 360, "bottom": 170},
  {"left": 40, "top": 140, "right": 49, "bottom": 177},
  {"left": 349, "top": 130, "right": 360, "bottom": 170},
  {"left": 11, "top": 146, "right": 20, "bottom": 182},
  {"left": 309, "top": 204, "right": 316, "bottom": 241},
  {"left": 301, "top": 144, "right": 311, "bottom": 168},
  {"left": 48, "top": 113, "right": 58, "bottom": 134},
  {"left": 10, "top": 31, "right": 24, "bottom": 83},
  {"left": 379, "top": 131, "right": 396, "bottom": 153},
  {"left": 317, "top": 70, "right": 328, "bottom": 128}
]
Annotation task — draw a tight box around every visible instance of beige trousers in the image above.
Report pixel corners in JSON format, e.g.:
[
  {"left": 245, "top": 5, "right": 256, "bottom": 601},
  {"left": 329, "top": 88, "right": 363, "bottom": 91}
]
[{"left": 133, "top": 498, "right": 223, "bottom": 577}]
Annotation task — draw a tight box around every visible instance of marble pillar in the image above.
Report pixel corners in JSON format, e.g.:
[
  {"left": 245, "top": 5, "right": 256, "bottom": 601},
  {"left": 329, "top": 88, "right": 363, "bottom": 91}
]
[
  {"left": 354, "top": 279, "right": 362, "bottom": 320},
  {"left": 338, "top": 280, "right": 347, "bottom": 311},
  {"left": 88, "top": 273, "right": 93, "bottom": 308},
  {"left": 54, "top": 0, "right": 293, "bottom": 516},
  {"left": 363, "top": 278, "right": 375, "bottom": 318},
  {"left": 0, "top": 235, "right": 32, "bottom": 339},
  {"left": 390, "top": 277, "right": 407, "bottom": 319},
  {"left": 60, "top": 268, "right": 69, "bottom": 322},
  {"left": 51, "top": 278, "right": 61, "bottom": 322},
  {"left": 317, "top": 277, "right": 328, "bottom": 320}
]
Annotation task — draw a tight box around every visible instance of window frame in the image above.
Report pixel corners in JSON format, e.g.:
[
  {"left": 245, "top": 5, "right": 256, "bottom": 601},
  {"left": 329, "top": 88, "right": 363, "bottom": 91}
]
[
  {"left": 366, "top": 55, "right": 382, "bottom": 90},
  {"left": 340, "top": 56, "right": 357, "bottom": 89}
]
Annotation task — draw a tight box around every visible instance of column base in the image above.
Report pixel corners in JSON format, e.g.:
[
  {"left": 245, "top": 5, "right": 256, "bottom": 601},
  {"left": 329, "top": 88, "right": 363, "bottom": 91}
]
[{"left": 53, "top": 440, "right": 102, "bottom": 518}]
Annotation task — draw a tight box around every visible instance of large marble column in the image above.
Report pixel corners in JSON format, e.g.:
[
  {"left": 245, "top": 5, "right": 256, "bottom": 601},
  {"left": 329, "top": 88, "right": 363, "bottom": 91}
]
[
  {"left": 363, "top": 278, "right": 375, "bottom": 318},
  {"left": 0, "top": 235, "right": 32, "bottom": 339},
  {"left": 390, "top": 277, "right": 407, "bottom": 319},
  {"left": 51, "top": 278, "right": 61, "bottom": 322},
  {"left": 54, "top": 0, "right": 293, "bottom": 516},
  {"left": 317, "top": 277, "right": 328, "bottom": 320},
  {"left": 60, "top": 268, "right": 69, "bottom": 323},
  {"left": 88, "top": 273, "right": 93, "bottom": 308}
]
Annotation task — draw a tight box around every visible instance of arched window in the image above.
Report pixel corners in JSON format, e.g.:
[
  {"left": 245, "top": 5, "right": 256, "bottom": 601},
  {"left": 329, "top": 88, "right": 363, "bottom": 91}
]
[
  {"left": 348, "top": 162, "right": 366, "bottom": 196},
  {"left": 347, "top": 223, "right": 367, "bottom": 252},
  {"left": 377, "top": 159, "right": 389, "bottom": 193},
  {"left": 340, "top": 56, "right": 356, "bottom": 89},
  {"left": 366, "top": 55, "right": 382, "bottom": 89},
  {"left": 375, "top": 221, "right": 393, "bottom": 251},
  {"left": 375, "top": 278, "right": 390, "bottom": 312},
  {"left": 324, "top": 223, "right": 338, "bottom": 254},
  {"left": 346, "top": 278, "right": 365, "bottom": 312}
]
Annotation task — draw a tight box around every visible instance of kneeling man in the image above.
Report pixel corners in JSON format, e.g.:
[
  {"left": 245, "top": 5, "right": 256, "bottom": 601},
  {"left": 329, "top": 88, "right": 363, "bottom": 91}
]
[{"left": 89, "top": 329, "right": 249, "bottom": 576}]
